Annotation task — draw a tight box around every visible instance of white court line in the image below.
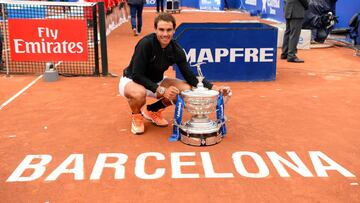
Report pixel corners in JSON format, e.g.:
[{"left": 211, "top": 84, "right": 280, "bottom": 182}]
[{"left": 0, "top": 75, "right": 43, "bottom": 110}]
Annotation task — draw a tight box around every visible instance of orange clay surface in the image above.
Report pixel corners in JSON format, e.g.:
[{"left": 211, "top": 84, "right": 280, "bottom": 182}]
[{"left": 0, "top": 9, "right": 360, "bottom": 202}]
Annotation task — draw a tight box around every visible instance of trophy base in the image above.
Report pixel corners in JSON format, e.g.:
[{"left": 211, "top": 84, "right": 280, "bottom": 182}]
[{"left": 179, "top": 128, "right": 223, "bottom": 146}]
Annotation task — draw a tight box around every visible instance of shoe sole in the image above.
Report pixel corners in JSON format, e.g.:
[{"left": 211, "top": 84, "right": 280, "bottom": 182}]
[
  {"left": 131, "top": 127, "right": 144, "bottom": 135},
  {"left": 287, "top": 60, "right": 304, "bottom": 63},
  {"left": 142, "top": 112, "right": 168, "bottom": 127}
]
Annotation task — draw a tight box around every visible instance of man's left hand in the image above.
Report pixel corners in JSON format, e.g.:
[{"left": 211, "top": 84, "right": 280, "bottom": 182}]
[{"left": 212, "top": 85, "right": 232, "bottom": 97}]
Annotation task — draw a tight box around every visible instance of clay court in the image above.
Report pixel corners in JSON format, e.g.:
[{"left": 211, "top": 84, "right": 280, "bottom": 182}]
[{"left": 1, "top": 9, "right": 360, "bottom": 202}]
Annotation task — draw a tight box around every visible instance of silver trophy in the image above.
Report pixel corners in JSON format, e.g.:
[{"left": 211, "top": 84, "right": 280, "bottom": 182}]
[{"left": 178, "top": 62, "right": 226, "bottom": 146}]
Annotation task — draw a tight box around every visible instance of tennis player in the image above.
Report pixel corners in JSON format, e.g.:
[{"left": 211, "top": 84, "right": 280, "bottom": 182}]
[{"left": 119, "top": 13, "right": 231, "bottom": 134}]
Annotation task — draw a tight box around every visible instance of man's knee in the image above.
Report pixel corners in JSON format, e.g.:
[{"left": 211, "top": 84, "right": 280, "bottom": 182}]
[
  {"left": 182, "top": 83, "right": 192, "bottom": 91},
  {"left": 177, "top": 82, "right": 191, "bottom": 92},
  {"left": 126, "top": 89, "right": 147, "bottom": 101}
]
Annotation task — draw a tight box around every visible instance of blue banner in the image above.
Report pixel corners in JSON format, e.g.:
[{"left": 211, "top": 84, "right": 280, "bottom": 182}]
[
  {"left": 174, "top": 23, "right": 277, "bottom": 81},
  {"left": 241, "top": 0, "right": 284, "bottom": 22},
  {"left": 335, "top": 1, "right": 360, "bottom": 28}
]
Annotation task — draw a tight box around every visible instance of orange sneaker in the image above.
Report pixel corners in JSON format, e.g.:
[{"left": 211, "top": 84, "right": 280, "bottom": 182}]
[
  {"left": 131, "top": 113, "right": 144, "bottom": 135},
  {"left": 142, "top": 108, "right": 168, "bottom": 127}
]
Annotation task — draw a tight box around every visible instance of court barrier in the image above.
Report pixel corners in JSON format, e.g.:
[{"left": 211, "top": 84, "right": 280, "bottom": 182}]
[
  {"left": 0, "top": 0, "right": 108, "bottom": 76},
  {"left": 174, "top": 23, "right": 278, "bottom": 82}
]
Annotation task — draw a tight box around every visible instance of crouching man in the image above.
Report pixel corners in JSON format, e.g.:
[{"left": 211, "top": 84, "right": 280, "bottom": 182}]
[{"left": 119, "top": 13, "right": 231, "bottom": 134}]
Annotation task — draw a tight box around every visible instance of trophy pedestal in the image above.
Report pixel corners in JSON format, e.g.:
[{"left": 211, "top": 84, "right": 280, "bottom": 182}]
[{"left": 179, "top": 117, "right": 223, "bottom": 146}]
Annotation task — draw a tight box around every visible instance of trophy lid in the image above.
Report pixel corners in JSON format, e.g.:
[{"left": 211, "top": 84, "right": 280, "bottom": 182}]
[{"left": 181, "top": 88, "right": 219, "bottom": 97}]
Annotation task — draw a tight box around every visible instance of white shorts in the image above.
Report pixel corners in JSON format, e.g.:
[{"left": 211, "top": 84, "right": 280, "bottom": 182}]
[{"left": 119, "top": 76, "right": 164, "bottom": 98}]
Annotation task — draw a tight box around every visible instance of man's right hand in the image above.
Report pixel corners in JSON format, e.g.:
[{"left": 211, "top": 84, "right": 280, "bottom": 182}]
[{"left": 163, "top": 86, "right": 180, "bottom": 101}]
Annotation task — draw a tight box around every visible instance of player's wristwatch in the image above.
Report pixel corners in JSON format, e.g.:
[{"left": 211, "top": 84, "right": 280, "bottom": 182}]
[{"left": 158, "top": 86, "right": 166, "bottom": 96}]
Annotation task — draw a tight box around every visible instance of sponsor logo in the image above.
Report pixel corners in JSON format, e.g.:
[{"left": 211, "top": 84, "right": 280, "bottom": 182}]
[
  {"left": 269, "top": 7, "right": 276, "bottom": 15},
  {"left": 184, "top": 48, "right": 275, "bottom": 63},
  {"left": 299, "top": 36, "right": 304, "bottom": 44},
  {"left": 245, "top": 0, "right": 257, "bottom": 6},
  {"left": 268, "top": 0, "right": 280, "bottom": 8},
  {"left": 262, "top": 0, "right": 267, "bottom": 12},
  {"left": 8, "top": 19, "right": 88, "bottom": 61},
  {"left": 200, "top": 0, "right": 221, "bottom": 10},
  {"left": 146, "top": 0, "right": 156, "bottom": 5},
  {"left": 262, "top": 0, "right": 280, "bottom": 13},
  {"left": 176, "top": 102, "right": 182, "bottom": 118}
]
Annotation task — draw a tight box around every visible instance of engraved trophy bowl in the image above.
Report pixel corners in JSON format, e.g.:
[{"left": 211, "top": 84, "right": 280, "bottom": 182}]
[{"left": 179, "top": 63, "right": 224, "bottom": 146}]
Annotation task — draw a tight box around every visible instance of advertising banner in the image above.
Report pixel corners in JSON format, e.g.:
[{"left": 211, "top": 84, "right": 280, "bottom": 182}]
[
  {"left": 8, "top": 19, "right": 88, "bottom": 61},
  {"left": 174, "top": 23, "right": 278, "bottom": 81},
  {"left": 336, "top": 1, "right": 360, "bottom": 28},
  {"left": 243, "top": 0, "right": 284, "bottom": 22}
]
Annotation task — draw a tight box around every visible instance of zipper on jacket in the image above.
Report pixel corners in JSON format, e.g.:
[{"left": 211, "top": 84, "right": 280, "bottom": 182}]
[{"left": 159, "top": 48, "right": 165, "bottom": 70}]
